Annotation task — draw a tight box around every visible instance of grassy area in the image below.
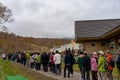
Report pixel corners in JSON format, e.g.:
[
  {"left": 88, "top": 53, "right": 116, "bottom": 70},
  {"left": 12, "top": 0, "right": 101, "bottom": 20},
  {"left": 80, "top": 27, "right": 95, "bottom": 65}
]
[
  {"left": 0, "top": 60, "right": 16, "bottom": 79},
  {"left": 0, "top": 60, "right": 55, "bottom": 80}
]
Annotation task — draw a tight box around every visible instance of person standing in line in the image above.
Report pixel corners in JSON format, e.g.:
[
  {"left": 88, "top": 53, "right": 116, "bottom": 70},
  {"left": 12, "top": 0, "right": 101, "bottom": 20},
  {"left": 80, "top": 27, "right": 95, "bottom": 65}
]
[
  {"left": 30, "top": 53, "right": 35, "bottom": 69},
  {"left": 70, "top": 49, "right": 76, "bottom": 77},
  {"left": 54, "top": 50, "right": 61, "bottom": 75},
  {"left": 106, "top": 50, "right": 114, "bottom": 80},
  {"left": 41, "top": 52, "right": 49, "bottom": 72},
  {"left": 82, "top": 51, "right": 91, "bottom": 80},
  {"left": 21, "top": 51, "right": 26, "bottom": 66},
  {"left": 1, "top": 53, "right": 6, "bottom": 60},
  {"left": 34, "top": 52, "right": 41, "bottom": 70},
  {"left": 116, "top": 50, "right": 120, "bottom": 79},
  {"left": 48, "top": 52, "right": 51, "bottom": 71},
  {"left": 63, "top": 49, "right": 72, "bottom": 78},
  {"left": 50, "top": 52, "right": 55, "bottom": 73},
  {"left": 25, "top": 50, "right": 30, "bottom": 67},
  {"left": 77, "top": 52, "right": 84, "bottom": 80},
  {"left": 91, "top": 52, "right": 98, "bottom": 80},
  {"left": 97, "top": 51, "right": 107, "bottom": 80}
]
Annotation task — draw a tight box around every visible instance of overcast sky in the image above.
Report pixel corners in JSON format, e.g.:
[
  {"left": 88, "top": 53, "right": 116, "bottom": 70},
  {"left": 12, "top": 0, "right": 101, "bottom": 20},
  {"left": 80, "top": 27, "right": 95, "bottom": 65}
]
[{"left": 1, "top": 0, "right": 120, "bottom": 38}]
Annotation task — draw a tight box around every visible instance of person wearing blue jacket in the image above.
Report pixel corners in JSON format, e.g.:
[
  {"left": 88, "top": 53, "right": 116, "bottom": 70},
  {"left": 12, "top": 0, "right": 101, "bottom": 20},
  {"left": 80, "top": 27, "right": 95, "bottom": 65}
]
[{"left": 63, "top": 49, "right": 72, "bottom": 78}]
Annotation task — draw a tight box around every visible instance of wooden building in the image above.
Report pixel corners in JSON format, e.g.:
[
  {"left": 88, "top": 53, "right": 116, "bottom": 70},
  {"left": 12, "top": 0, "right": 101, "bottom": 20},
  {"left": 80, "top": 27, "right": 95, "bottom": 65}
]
[{"left": 75, "top": 19, "right": 120, "bottom": 54}]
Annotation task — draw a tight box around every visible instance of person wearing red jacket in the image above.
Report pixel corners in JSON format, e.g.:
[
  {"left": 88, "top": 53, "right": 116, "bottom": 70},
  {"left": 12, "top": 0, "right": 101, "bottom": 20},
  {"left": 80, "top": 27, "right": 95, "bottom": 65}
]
[
  {"left": 49, "top": 52, "right": 55, "bottom": 73},
  {"left": 106, "top": 50, "right": 113, "bottom": 80}
]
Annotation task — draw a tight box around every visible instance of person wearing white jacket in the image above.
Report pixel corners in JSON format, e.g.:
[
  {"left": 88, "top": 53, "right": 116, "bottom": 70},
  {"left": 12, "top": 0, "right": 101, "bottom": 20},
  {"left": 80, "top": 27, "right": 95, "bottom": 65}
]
[{"left": 54, "top": 50, "right": 61, "bottom": 75}]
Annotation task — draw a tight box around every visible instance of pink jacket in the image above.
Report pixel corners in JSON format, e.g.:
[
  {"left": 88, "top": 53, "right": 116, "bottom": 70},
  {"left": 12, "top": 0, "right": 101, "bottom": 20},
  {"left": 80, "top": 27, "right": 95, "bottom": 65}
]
[{"left": 91, "top": 57, "right": 97, "bottom": 71}]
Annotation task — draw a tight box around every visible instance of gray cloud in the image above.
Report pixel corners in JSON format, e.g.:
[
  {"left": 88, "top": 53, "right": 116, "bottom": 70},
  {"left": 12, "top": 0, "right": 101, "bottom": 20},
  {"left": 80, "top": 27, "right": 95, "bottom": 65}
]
[{"left": 1, "top": 0, "right": 120, "bottom": 38}]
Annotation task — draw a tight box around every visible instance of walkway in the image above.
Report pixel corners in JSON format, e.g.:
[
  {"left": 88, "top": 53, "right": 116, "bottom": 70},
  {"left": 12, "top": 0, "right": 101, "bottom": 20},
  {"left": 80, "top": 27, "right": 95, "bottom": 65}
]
[
  {"left": 31, "top": 69, "right": 118, "bottom": 80},
  {"left": 31, "top": 69, "right": 80, "bottom": 80}
]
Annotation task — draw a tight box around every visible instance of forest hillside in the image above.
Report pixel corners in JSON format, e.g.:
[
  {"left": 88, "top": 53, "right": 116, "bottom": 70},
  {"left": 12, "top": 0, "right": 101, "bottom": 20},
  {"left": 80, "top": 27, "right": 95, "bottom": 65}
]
[{"left": 0, "top": 32, "right": 71, "bottom": 53}]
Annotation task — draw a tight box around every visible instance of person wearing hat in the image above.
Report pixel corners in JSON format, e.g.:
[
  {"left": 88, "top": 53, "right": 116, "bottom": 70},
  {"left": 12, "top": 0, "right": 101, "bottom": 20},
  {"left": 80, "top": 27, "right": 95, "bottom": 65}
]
[
  {"left": 25, "top": 50, "right": 30, "bottom": 67},
  {"left": 97, "top": 51, "right": 107, "bottom": 80},
  {"left": 91, "top": 52, "right": 98, "bottom": 80},
  {"left": 105, "top": 50, "right": 113, "bottom": 80}
]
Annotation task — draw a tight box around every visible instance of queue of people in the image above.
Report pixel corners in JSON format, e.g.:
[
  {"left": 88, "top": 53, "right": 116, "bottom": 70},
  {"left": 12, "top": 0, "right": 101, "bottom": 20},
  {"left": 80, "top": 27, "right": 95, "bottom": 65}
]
[
  {"left": 77, "top": 50, "right": 120, "bottom": 80},
  {"left": 0, "top": 49, "right": 76, "bottom": 78},
  {"left": 1, "top": 49, "right": 120, "bottom": 80}
]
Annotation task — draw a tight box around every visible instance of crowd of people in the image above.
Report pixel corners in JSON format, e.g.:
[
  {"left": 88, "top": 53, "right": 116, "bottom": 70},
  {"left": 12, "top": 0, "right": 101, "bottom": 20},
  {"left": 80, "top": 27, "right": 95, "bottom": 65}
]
[
  {"left": 1, "top": 49, "right": 120, "bottom": 80},
  {"left": 0, "top": 49, "right": 75, "bottom": 78},
  {"left": 77, "top": 50, "right": 120, "bottom": 80}
]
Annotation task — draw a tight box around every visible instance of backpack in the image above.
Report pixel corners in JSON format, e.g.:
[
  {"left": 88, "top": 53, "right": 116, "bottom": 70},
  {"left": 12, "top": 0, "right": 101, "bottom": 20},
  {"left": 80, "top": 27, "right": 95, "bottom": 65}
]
[
  {"left": 72, "top": 57, "right": 76, "bottom": 64},
  {"left": 104, "top": 57, "right": 109, "bottom": 70},
  {"left": 94, "top": 57, "right": 98, "bottom": 64},
  {"left": 110, "top": 58, "right": 115, "bottom": 68}
]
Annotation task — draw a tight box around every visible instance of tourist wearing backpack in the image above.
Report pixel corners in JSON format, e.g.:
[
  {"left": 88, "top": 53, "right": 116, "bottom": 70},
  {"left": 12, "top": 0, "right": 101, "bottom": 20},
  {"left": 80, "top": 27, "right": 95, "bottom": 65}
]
[
  {"left": 91, "top": 52, "right": 98, "bottom": 80},
  {"left": 106, "top": 50, "right": 114, "bottom": 80},
  {"left": 97, "top": 51, "right": 107, "bottom": 80}
]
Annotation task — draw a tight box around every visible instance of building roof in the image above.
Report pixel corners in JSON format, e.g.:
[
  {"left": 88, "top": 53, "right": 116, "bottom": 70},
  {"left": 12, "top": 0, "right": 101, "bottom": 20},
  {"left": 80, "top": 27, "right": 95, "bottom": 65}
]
[{"left": 75, "top": 19, "right": 120, "bottom": 40}]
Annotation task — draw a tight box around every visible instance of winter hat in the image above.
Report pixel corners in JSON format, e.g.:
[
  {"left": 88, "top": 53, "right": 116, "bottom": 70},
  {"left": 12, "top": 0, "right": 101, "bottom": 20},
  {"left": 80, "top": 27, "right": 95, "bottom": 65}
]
[
  {"left": 98, "top": 51, "right": 104, "bottom": 55},
  {"left": 106, "top": 50, "right": 111, "bottom": 53}
]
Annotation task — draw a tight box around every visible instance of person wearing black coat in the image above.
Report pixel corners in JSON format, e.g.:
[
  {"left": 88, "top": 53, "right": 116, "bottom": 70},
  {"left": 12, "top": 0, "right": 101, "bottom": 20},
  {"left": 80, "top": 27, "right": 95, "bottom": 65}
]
[
  {"left": 70, "top": 49, "right": 76, "bottom": 76},
  {"left": 41, "top": 52, "right": 49, "bottom": 72},
  {"left": 82, "top": 51, "right": 91, "bottom": 80},
  {"left": 63, "top": 49, "right": 72, "bottom": 78}
]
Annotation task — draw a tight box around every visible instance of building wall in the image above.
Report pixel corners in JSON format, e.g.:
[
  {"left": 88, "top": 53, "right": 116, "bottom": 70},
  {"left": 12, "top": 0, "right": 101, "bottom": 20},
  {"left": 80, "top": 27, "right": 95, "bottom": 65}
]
[{"left": 78, "top": 40, "right": 109, "bottom": 54}]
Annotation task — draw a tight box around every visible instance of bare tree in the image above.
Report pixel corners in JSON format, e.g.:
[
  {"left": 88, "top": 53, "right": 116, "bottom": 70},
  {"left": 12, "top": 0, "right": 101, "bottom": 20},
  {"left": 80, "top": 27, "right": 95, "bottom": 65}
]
[{"left": 0, "top": 2, "right": 14, "bottom": 24}]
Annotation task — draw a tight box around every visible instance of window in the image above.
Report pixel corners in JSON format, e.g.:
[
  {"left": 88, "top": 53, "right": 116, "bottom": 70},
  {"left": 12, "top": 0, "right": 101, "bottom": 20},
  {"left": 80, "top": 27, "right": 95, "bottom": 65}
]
[
  {"left": 110, "top": 44, "right": 114, "bottom": 49},
  {"left": 101, "top": 42, "right": 105, "bottom": 46},
  {"left": 91, "top": 42, "right": 95, "bottom": 47}
]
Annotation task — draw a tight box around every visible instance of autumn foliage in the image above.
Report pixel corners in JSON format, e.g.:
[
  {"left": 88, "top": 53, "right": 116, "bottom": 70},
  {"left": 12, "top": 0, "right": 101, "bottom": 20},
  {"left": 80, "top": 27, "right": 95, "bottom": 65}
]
[{"left": 0, "top": 32, "right": 70, "bottom": 53}]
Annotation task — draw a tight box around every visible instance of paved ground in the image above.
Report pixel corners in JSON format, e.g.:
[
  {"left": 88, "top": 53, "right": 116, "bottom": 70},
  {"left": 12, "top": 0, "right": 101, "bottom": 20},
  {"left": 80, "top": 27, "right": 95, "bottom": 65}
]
[
  {"left": 31, "top": 69, "right": 81, "bottom": 80},
  {"left": 31, "top": 69, "right": 118, "bottom": 80}
]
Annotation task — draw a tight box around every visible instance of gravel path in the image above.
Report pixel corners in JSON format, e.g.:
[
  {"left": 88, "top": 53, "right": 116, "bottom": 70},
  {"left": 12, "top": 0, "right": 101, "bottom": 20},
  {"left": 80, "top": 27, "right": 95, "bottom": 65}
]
[{"left": 32, "top": 69, "right": 81, "bottom": 80}]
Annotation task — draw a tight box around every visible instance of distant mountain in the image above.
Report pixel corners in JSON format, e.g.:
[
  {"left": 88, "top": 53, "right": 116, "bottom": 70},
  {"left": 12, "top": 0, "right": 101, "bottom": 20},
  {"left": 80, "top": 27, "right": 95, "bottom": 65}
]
[
  {"left": 62, "top": 37, "right": 74, "bottom": 40},
  {"left": 0, "top": 32, "right": 70, "bottom": 53}
]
